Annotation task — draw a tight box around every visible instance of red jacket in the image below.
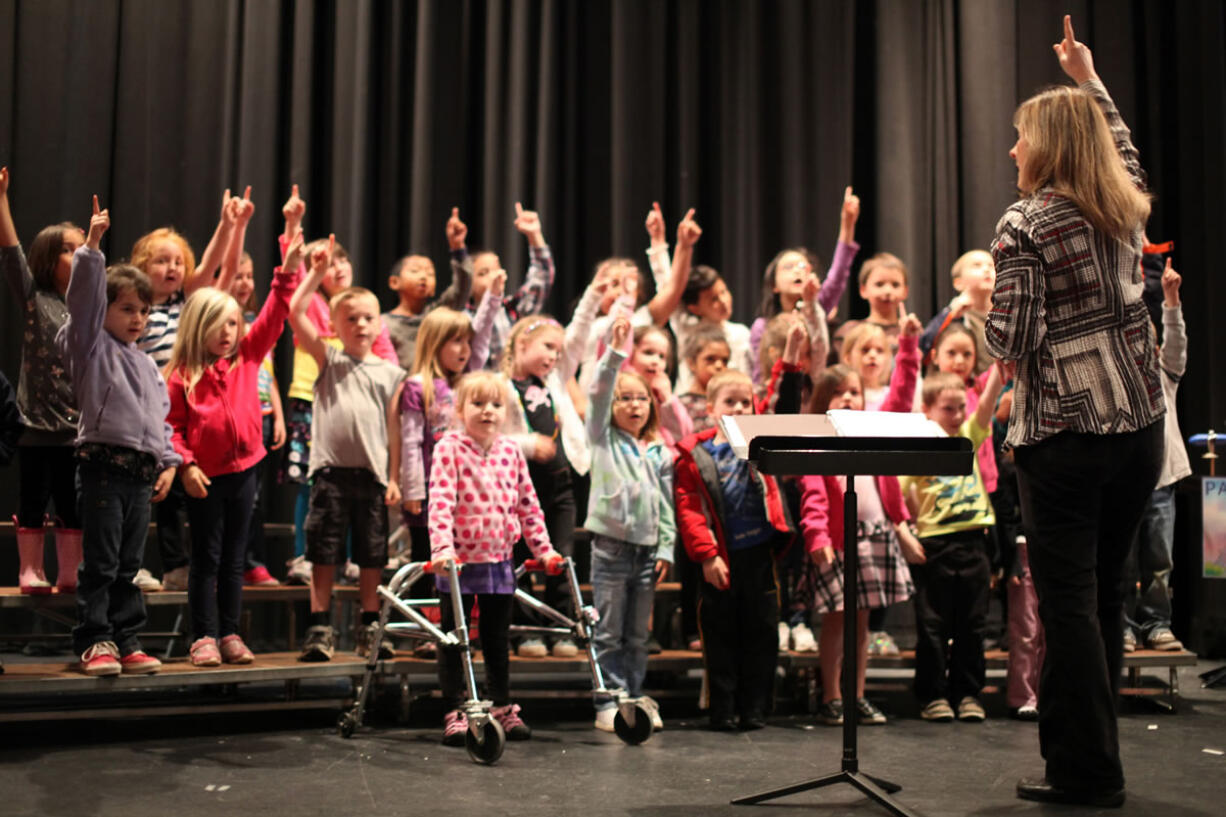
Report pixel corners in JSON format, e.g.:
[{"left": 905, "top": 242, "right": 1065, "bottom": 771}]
[
  {"left": 166, "top": 268, "right": 296, "bottom": 477},
  {"left": 674, "top": 426, "right": 792, "bottom": 567}
]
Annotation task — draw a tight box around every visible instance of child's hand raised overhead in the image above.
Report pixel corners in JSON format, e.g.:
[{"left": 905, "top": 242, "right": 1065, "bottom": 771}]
[
  {"left": 282, "top": 184, "right": 305, "bottom": 225},
  {"left": 1161, "top": 258, "right": 1181, "bottom": 307},
  {"left": 645, "top": 201, "right": 666, "bottom": 245},
  {"left": 282, "top": 227, "right": 306, "bottom": 273},
  {"left": 234, "top": 185, "right": 255, "bottom": 227},
  {"left": 782, "top": 321, "right": 808, "bottom": 367},
  {"left": 898, "top": 302, "right": 922, "bottom": 337},
  {"left": 86, "top": 195, "right": 110, "bottom": 251},
  {"left": 310, "top": 234, "right": 335, "bottom": 274},
  {"left": 221, "top": 188, "right": 239, "bottom": 227},
  {"left": 446, "top": 206, "right": 467, "bottom": 250},
  {"left": 609, "top": 316, "right": 632, "bottom": 349},
  {"left": 488, "top": 269, "right": 507, "bottom": 298},
  {"left": 513, "top": 202, "right": 545, "bottom": 248},
  {"left": 802, "top": 275, "right": 822, "bottom": 307},
  {"left": 840, "top": 186, "right": 861, "bottom": 237},
  {"left": 676, "top": 208, "right": 702, "bottom": 249}
]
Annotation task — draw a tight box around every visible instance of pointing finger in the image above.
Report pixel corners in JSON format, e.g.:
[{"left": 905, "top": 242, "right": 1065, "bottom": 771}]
[
  {"left": 515, "top": 201, "right": 524, "bottom": 218},
  {"left": 92, "top": 195, "right": 100, "bottom": 216},
  {"left": 243, "top": 185, "right": 252, "bottom": 201}
]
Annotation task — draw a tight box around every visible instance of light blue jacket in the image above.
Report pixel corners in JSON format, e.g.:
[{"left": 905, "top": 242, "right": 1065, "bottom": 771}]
[
  {"left": 584, "top": 347, "right": 676, "bottom": 563},
  {"left": 56, "top": 247, "right": 181, "bottom": 471}
]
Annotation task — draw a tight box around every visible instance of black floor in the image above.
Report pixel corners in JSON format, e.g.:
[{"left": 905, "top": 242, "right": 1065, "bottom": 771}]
[{"left": 2, "top": 663, "right": 1224, "bottom": 817}]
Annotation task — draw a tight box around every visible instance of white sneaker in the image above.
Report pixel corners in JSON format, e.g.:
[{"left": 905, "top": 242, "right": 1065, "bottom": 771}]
[
  {"left": 640, "top": 695, "right": 664, "bottom": 731},
  {"left": 132, "top": 569, "right": 163, "bottom": 592},
  {"left": 161, "top": 565, "right": 189, "bottom": 591},
  {"left": 594, "top": 707, "right": 616, "bottom": 732},
  {"left": 790, "top": 622, "right": 818, "bottom": 653},
  {"left": 285, "top": 555, "right": 313, "bottom": 585},
  {"left": 778, "top": 621, "right": 790, "bottom": 653},
  {"left": 517, "top": 638, "right": 547, "bottom": 658}
]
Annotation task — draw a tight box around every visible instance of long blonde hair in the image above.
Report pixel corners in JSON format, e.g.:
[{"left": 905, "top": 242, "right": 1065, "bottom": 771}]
[
  {"left": 502, "top": 315, "right": 563, "bottom": 379},
  {"left": 412, "top": 307, "right": 475, "bottom": 418},
  {"left": 167, "top": 287, "right": 244, "bottom": 398},
  {"left": 1014, "top": 85, "right": 1151, "bottom": 241}
]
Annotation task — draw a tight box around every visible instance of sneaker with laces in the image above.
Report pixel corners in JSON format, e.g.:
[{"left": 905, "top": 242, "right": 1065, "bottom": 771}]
[
  {"left": 778, "top": 621, "right": 790, "bottom": 653},
  {"left": 285, "top": 555, "right": 313, "bottom": 585},
  {"left": 790, "top": 622, "right": 818, "bottom": 653},
  {"left": 219, "top": 634, "right": 254, "bottom": 664},
  {"left": 1147, "top": 629, "right": 1183, "bottom": 651},
  {"left": 190, "top": 637, "right": 222, "bottom": 667},
  {"left": 80, "top": 641, "right": 121, "bottom": 676},
  {"left": 956, "top": 696, "right": 986, "bottom": 722},
  {"left": 816, "top": 699, "right": 844, "bottom": 726},
  {"left": 594, "top": 706, "right": 616, "bottom": 732},
  {"left": 921, "top": 698, "right": 955, "bottom": 722},
  {"left": 132, "top": 569, "right": 163, "bottom": 592},
  {"left": 856, "top": 697, "right": 887, "bottom": 725},
  {"left": 869, "top": 630, "right": 901, "bottom": 657},
  {"left": 356, "top": 622, "right": 394, "bottom": 659},
  {"left": 640, "top": 695, "right": 664, "bottom": 731},
  {"left": 516, "top": 637, "right": 547, "bottom": 658},
  {"left": 161, "top": 565, "right": 189, "bottom": 592},
  {"left": 550, "top": 637, "right": 579, "bottom": 658},
  {"left": 299, "top": 625, "right": 335, "bottom": 662},
  {"left": 1123, "top": 629, "right": 1137, "bottom": 653},
  {"left": 120, "top": 650, "right": 162, "bottom": 675},
  {"left": 492, "top": 703, "right": 531, "bottom": 740},
  {"left": 442, "top": 709, "right": 468, "bottom": 746},
  {"left": 243, "top": 565, "right": 280, "bottom": 587}
]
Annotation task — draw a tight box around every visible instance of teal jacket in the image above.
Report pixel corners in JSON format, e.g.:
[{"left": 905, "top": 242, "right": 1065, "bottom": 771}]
[{"left": 584, "top": 347, "right": 676, "bottom": 563}]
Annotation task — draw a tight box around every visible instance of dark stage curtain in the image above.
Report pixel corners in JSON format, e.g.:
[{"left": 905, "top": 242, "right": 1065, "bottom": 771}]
[{"left": 1, "top": 0, "right": 1222, "bottom": 463}]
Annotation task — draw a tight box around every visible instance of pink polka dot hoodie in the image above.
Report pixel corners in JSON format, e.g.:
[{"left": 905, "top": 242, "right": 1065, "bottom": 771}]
[{"left": 427, "top": 430, "right": 556, "bottom": 565}]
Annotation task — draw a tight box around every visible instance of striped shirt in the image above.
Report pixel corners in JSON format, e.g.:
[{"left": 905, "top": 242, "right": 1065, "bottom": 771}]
[
  {"left": 138, "top": 290, "right": 185, "bottom": 368},
  {"left": 985, "top": 79, "right": 1164, "bottom": 448}
]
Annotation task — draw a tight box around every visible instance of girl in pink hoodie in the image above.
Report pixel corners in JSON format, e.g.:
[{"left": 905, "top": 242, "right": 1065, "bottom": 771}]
[{"left": 427, "top": 370, "right": 562, "bottom": 748}]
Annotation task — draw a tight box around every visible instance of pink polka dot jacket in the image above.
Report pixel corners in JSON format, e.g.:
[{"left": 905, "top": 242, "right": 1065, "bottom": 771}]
[{"left": 426, "top": 430, "right": 557, "bottom": 565}]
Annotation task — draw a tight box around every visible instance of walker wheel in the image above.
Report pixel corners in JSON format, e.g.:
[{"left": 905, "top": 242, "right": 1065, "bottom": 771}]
[
  {"left": 337, "top": 713, "right": 357, "bottom": 739},
  {"left": 613, "top": 705, "right": 653, "bottom": 745},
  {"left": 465, "top": 718, "right": 506, "bottom": 765}
]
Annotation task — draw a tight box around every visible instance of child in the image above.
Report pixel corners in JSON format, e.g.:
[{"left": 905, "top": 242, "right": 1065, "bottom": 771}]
[
  {"left": 675, "top": 370, "right": 792, "bottom": 730},
  {"left": 396, "top": 279, "right": 500, "bottom": 600},
  {"left": 57, "top": 197, "right": 180, "bottom": 676},
  {"left": 586, "top": 318, "right": 676, "bottom": 732},
  {"left": 230, "top": 251, "right": 286, "bottom": 586},
  {"left": 757, "top": 284, "right": 830, "bottom": 413},
  {"left": 290, "top": 235, "right": 406, "bottom": 662},
  {"left": 625, "top": 324, "right": 693, "bottom": 452},
  {"left": 383, "top": 206, "right": 473, "bottom": 369},
  {"left": 165, "top": 227, "right": 298, "bottom": 667},
  {"left": 901, "top": 363, "right": 1004, "bottom": 723},
  {"left": 1, "top": 166, "right": 85, "bottom": 594},
  {"left": 1125, "top": 259, "right": 1191, "bottom": 651},
  {"left": 831, "top": 252, "right": 911, "bottom": 363},
  {"left": 920, "top": 250, "right": 996, "bottom": 373},
  {"left": 677, "top": 324, "right": 731, "bottom": 434},
  {"left": 448, "top": 204, "right": 553, "bottom": 369},
  {"left": 279, "top": 185, "right": 399, "bottom": 582},
  {"left": 428, "top": 371, "right": 563, "bottom": 745},
  {"left": 840, "top": 322, "right": 892, "bottom": 409},
  {"left": 750, "top": 186, "right": 861, "bottom": 382},
  {"left": 925, "top": 323, "right": 999, "bottom": 496},
  {"left": 797, "top": 313, "right": 924, "bottom": 726}
]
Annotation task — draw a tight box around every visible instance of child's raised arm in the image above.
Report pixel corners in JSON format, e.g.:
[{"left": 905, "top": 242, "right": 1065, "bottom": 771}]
[
  {"left": 644, "top": 201, "right": 672, "bottom": 294},
  {"left": 880, "top": 304, "right": 922, "bottom": 413},
  {"left": 435, "top": 207, "right": 471, "bottom": 309},
  {"left": 511, "top": 203, "right": 554, "bottom": 317},
  {"left": 216, "top": 186, "right": 254, "bottom": 295},
  {"left": 288, "top": 230, "right": 328, "bottom": 369},
  {"left": 282, "top": 184, "right": 305, "bottom": 245},
  {"left": 191, "top": 189, "right": 239, "bottom": 294},
  {"left": 818, "top": 187, "right": 862, "bottom": 316},
  {"left": 60, "top": 197, "right": 110, "bottom": 362},
  {"left": 0, "top": 167, "right": 17, "bottom": 248},
  {"left": 973, "top": 362, "right": 1004, "bottom": 431},
  {"left": 586, "top": 318, "right": 631, "bottom": 444},
  {"left": 646, "top": 208, "right": 700, "bottom": 326}
]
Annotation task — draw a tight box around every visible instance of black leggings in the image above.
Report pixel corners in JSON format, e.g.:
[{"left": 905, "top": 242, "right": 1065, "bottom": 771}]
[
  {"left": 18, "top": 445, "right": 80, "bottom": 528},
  {"left": 438, "top": 592, "right": 514, "bottom": 709}
]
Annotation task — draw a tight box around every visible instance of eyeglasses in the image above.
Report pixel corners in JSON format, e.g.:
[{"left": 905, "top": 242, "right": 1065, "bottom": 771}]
[{"left": 614, "top": 395, "right": 651, "bottom": 405}]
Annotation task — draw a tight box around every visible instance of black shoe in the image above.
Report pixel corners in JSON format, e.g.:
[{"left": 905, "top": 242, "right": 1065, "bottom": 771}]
[
  {"left": 739, "top": 711, "right": 767, "bottom": 731},
  {"left": 1016, "top": 777, "right": 1125, "bottom": 808},
  {"left": 815, "top": 699, "right": 844, "bottom": 726},
  {"left": 855, "top": 697, "right": 887, "bottom": 725},
  {"left": 708, "top": 714, "right": 738, "bottom": 731}
]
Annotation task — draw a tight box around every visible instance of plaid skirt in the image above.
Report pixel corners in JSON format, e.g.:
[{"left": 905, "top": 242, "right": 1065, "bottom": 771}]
[{"left": 802, "top": 520, "right": 914, "bottom": 614}]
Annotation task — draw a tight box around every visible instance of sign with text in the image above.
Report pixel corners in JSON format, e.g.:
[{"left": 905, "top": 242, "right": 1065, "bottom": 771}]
[{"left": 1205, "top": 478, "right": 1226, "bottom": 578}]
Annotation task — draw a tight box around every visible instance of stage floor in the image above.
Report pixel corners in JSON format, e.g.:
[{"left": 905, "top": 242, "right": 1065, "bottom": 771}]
[{"left": 0, "top": 662, "right": 1222, "bottom": 817}]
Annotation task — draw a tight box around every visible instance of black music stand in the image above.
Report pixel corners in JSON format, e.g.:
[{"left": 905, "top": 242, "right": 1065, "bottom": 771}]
[{"left": 722, "top": 413, "right": 972, "bottom": 817}]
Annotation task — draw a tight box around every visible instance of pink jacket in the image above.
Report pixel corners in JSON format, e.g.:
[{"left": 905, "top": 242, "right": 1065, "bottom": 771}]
[{"left": 427, "top": 431, "right": 555, "bottom": 564}]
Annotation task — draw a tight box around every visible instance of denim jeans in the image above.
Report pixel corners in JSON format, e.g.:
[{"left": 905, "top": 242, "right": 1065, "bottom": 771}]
[
  {"left": 72, "top": 462, "right": 152, "bottom": 655},
  {"left": 591, "top": 535, "right": 657, "bottom": 705},
  {"left": 1124, "top": 485, "right": 1175, "bottom": 638},
  {"left": 185, "top": 466, "right": 259, "bottom": 640}
]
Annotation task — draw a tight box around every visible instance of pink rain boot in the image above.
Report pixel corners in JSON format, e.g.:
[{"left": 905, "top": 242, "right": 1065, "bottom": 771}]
[
  {"left": 55, "top": 528, "right": 83, "bottom": 593},
  {"left": 14, "top": 517, "right": 51, "bottom": 595}
]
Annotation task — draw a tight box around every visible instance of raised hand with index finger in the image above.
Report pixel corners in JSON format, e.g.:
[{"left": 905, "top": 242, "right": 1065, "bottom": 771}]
[
  {"left": 1053, "top": 15, "right": 1097, "bottom": 84},
  {"left": 446, "top": 207, "right": 467, "bottom": 250},
  {"left": 86, "top": 195, "right": 110, "bottom": 251}
]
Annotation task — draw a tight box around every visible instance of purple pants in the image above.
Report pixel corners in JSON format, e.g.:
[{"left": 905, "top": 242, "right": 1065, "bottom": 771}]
[{"left": 1006, "top": 538, "right": 1045, "bottom": 709}]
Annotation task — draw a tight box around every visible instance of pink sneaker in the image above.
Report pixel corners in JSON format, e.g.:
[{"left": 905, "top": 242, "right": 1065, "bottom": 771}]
[
  {"left": 80, "top": 641, "right": 121, "bottom": 677},
  {"left": 492, "top": 703, "right": 531, "bottom": 740},
  {"left": 243, "top": 566, "right": 280, "bottom": 587},
  {"left": 190, "top": 637, "right": 222, "bottom": 667},
  {"left": 442, "top": 709, "right": 468, "bottom": 747},
  {"left": 219, "top": 634, "right": 254, "bottom": 664},
  {"left": 120, "top": 650, "right": 162, "bottom": 675}
]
